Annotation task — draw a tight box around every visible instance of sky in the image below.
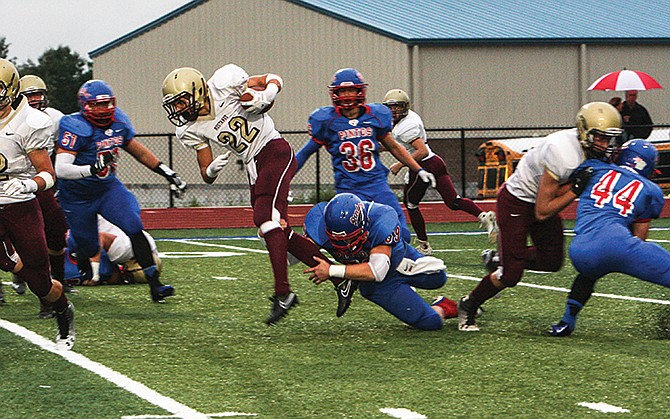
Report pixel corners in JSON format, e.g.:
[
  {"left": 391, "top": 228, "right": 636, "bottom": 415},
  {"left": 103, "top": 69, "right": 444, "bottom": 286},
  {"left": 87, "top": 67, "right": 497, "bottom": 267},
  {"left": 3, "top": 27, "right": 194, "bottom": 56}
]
[{"left": 4, "top": 0, "right": 193, "bottom": 64}]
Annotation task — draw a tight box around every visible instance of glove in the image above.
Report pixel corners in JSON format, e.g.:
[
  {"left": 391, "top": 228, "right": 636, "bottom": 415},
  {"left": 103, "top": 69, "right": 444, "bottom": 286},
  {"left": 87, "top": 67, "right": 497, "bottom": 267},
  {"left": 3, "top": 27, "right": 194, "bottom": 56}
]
[
  {"left": 153, "top": 162, "right": 187, "bottom": 198},
  {"left": 240, "top": 88, "right": 273, "bottom": 115},
  {"left": 206, "top": 151, "right": 232, "bottom": 178},
  {"left": 3, "top": 178, "right": 38, "bottom": 196},
  {"left": 90, "top": 152, "right": 115, "bottom": 176},
  {"left": 570, "top": 166, "right": 594, "bottom": 196},
  {"left": 418, "top": 169, "right": 436, "bottom": 188}
]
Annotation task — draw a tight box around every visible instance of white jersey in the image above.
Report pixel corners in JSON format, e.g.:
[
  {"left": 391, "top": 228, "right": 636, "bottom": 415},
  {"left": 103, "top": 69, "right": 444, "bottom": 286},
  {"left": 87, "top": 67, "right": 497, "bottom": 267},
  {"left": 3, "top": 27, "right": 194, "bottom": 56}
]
[
  {"left": 43, "top": 107, "right": 63, "bottom": 156},
  {"left": 98, "top": 216, "right": 156, "bottom": 264},
  {"left": 391, "top": 110, "right": 434, "bottom": 160},
  {"left": 504, "top": 128, "right": 585, "bottom": 203},
  {"left": 0, "top": 97, "right": 54, "bottom": 204},
  {"left": 176, "top": 63, "right": 281, "bottom": 165}
]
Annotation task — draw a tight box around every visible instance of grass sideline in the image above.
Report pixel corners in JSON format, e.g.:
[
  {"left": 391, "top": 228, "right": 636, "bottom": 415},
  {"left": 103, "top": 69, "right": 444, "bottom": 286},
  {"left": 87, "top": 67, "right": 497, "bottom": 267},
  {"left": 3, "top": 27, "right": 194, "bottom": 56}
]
[{"left": 0, "top": 219, "right": 669, "bottom": 418}]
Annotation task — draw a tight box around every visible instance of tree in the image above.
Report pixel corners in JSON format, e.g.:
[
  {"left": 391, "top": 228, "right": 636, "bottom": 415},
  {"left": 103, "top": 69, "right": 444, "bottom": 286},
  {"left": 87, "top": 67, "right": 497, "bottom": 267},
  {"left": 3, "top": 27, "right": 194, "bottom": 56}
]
[
  {"left": 0, "top": 37, "right": 10, "bottom": 59},
  {"left": 18, "top": 46, "right": 91, "bottom": 113}
]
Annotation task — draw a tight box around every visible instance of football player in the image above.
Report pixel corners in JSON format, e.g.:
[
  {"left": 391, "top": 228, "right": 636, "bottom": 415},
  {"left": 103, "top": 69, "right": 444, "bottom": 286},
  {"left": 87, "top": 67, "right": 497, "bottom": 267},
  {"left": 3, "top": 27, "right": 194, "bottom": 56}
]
[
  {"left": 0, "top": 59, "right": 75, "bottom": 349},
  {"left": 382, "top": 88, "right": 498, "bottom": 255},
  {"left": 457, "top": 102, "right": 624, "bottom": 332},
  {"left": 551, "top": 139, "right": 668, "bottom": 336},
  {"left": 295, "top": 69, "right": 436, "bottom": 245},
  {"left": 161, "top": 64, "right": 340, "bottom": 324},
  {"left": 55, "top": 80, "right": 184, "bottom": 303},
  {"left": 304, "top": 193, "right": 459, "bottom": 330},
  {"left": 13, "top": 75, "right": 71, "bottom": 319}
]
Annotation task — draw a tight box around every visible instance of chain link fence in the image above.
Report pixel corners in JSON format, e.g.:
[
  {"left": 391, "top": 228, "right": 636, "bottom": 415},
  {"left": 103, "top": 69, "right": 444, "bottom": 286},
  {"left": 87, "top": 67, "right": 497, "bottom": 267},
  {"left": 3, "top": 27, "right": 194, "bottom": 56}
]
[{"left": 120, "top": 125, "right": 670, "bottom": 208}]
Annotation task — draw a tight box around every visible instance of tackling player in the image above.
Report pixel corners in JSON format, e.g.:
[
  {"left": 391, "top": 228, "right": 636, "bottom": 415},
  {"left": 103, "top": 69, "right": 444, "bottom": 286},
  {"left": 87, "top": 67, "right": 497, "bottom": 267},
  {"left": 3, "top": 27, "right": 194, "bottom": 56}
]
[
  {"left": 295, "top": 69, "right": 436, "bottom": 245},
  {"left": 551, "top": 140, "right": 668, "bottom": 336},
  {"left": 55, "top": 80, "right": 184, "bottom": 303},
  {"left": 457, "top": 102, "right": 625, "bottom": 332},
  {"left": 382, "top": 88, "right": 498, "bottom": 255},
  {"left": 303, "top": 193, "right": 459, "bottom": 330},
  {"left": 0, "top": 59, "right": 75, "bottom": 349},
  {"left": 161, "top": 64, "right": 340, "bottom": 325}
]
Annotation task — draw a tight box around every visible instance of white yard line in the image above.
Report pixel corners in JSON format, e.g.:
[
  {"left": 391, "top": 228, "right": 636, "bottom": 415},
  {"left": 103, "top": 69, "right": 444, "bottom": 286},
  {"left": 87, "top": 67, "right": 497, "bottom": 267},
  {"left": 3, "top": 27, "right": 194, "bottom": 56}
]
[
  {"left": 0, "top": 319, "right": 209, "bottom": 419},
  {"left": 578, "top": 402, "right": 630, "bottom": 413}
]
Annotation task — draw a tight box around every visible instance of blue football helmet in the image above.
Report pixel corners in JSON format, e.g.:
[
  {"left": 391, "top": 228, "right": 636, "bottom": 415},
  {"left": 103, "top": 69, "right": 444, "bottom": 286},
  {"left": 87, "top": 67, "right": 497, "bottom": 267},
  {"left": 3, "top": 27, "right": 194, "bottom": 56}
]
[
  {"left": 328, "top": 68, "right": 367, "bottom": 111},
  {"left": 78, "top": 80, "right": 116, "bottom": 127},
  {"left": 324, "top": 193, "right": 370, "bottom": 254},
  {"left": 616, "top": 139, "right": 658, "bottom": 178}
]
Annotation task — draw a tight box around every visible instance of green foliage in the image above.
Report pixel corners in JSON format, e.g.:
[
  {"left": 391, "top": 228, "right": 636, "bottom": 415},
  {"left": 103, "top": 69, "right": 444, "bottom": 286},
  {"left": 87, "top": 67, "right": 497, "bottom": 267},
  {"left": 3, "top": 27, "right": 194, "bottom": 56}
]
[
  {"left": 1, "top": 220, "right": 670, "bottom": 417},
  {"left": 17, "top": 46, "right": 92, "bottom": 113}
]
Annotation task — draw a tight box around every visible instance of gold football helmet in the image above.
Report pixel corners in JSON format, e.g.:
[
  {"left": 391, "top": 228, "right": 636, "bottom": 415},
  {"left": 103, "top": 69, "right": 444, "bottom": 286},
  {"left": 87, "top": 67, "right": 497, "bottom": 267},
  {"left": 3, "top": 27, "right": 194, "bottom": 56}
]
[
  {"left": 576, "top": 101, "right": 624, "bottom": 160},
  {"left": 161, "top": 67, "right": 209, "bottom": 126},
  {"left": 19, "top": 75, "right": 48, "bottom": 110},
  {"left": 382, "top": 88, "right": 410, "bottom": 122},
  {"left": 0, "top": 59, "right": 20, "bottom": 111}
]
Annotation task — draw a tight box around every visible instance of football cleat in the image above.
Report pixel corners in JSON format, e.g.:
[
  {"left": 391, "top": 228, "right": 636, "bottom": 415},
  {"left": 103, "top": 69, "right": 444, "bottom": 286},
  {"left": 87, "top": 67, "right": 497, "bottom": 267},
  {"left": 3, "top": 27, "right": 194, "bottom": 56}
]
[
  {"left": 266, "top": 292, "right": 299, "bottom": 325},
  {"left": 479, "top": 211, "right": 498, "bottom": 244},
  {"left": 415, "top": 240, "right": 433, "bottom": 256},
  {"left": 457, "top": 296, "right": 480, "bottom": 332},
  {"left": 336, "top": 280, "right": 358, "bottom": 318},
  {"left": 55, "top": 302, "right": 75, "bottom": 350},
  {"left": 549, "top": 321, "right": 574, "bottom": 337},
  {"left": 151, "top": 284, "right": 175, "bottom": 303},
  {"left": 481, "top": 249, "right": 499, "bottom": 274},
  {"left": 39, "top": 301, "right": 55, "bottom": 319},
  {"left": 11, "top": 275, "right": 26, "bottom": 295}
]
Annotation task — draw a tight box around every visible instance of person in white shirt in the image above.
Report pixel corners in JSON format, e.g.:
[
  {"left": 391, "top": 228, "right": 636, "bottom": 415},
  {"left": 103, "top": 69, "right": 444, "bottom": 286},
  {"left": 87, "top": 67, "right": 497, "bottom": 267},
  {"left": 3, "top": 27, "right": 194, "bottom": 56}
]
[
  {"left": 382, "top": 89, "right": 498, "bottom": 256},
  {"left": 457, "top": 102, "right": 624, "bottom": 332}
]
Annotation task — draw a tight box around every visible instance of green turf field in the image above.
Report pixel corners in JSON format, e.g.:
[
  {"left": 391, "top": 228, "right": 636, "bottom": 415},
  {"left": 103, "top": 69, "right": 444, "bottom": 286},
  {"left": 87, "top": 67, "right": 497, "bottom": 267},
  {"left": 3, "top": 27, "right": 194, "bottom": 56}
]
[{"left": 1, "top": 220, "right": 669, "bottom": 418}]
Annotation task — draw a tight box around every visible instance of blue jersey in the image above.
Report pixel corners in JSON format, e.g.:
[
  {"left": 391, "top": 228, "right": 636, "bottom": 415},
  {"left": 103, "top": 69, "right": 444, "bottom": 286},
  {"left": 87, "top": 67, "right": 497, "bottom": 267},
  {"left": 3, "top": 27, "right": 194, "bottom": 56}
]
[
  {"left": 57, "top": 108, "right": 135, "bottom": 197},
  {"left": 304, "top": 200, "right": 419, "bottom": 274},
  {"left": 574, "top": 159, "right": 664, "bottom": 236},
  {"left": 307, "top": 103, "right": 393, "bottom": 190}
]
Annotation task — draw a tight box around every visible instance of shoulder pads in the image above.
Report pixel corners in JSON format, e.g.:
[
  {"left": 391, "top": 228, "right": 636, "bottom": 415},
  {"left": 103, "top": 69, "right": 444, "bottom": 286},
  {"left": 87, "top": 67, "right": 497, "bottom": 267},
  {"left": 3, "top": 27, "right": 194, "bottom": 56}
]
[
  {"left": 59, "top": 114, "right": 93, "bottom": 137},
  {"left": 24, "top": 106, "right": 53, "bottom": 130}
]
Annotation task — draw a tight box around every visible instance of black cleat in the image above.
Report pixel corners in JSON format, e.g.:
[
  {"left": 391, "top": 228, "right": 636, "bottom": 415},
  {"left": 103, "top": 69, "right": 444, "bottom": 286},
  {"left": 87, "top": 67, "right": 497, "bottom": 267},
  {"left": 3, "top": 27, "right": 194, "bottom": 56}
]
[
  {"left": 549, "top": 321, "right": 574, "bottom": 337},
  {"left": 335, "top": 280, "right": 358, "bottom": 318},
  {"left": 266, "top": 292, "right": 299, "bottom": 325},
  {"left": 151, "top": 285, "right": 175, "bottom": 303},
  {"left": 39, "top": 301, "right": 55, "bottom": 319},
  {"left": 55, "top": 302, "right": 76, "bottom": 350}
]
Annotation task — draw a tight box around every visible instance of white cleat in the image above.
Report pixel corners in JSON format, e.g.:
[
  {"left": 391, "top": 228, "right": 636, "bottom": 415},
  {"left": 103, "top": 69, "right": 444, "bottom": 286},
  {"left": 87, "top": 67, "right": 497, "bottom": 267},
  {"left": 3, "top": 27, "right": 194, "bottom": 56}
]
[
  {"left": 415, "top": 239, "right": 433, "bottom": 256},
  {"left": 479, "top": 211, "right": 498, "bottom": 244},
  {"left": 55, "top": 302, "right": 76, "bottom": 350}
]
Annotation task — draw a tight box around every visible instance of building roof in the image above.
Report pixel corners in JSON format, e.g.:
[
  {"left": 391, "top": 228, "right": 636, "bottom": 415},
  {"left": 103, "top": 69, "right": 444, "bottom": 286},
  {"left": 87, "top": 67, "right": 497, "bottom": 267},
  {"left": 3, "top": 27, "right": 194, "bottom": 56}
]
[{"left": 91, "top": 0, "right": 670, "bottom": 57}]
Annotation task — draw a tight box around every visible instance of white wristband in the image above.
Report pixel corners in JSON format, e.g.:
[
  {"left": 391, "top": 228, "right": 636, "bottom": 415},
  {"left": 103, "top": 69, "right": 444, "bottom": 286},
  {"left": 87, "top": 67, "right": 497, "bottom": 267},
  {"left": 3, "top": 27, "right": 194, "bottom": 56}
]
[
  {"left": 36, "top": 171, "right": 55, "bottom": 189},
  {"left": 328, "top": 265, "right": 346, "bottom": 279}
]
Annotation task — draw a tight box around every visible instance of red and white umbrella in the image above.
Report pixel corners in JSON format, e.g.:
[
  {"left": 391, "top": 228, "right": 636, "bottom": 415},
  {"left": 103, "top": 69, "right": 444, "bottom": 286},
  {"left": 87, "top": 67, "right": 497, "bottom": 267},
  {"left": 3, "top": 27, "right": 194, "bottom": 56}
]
[{"left": 588, "top": 70, "right": 662, "bottom": 91}]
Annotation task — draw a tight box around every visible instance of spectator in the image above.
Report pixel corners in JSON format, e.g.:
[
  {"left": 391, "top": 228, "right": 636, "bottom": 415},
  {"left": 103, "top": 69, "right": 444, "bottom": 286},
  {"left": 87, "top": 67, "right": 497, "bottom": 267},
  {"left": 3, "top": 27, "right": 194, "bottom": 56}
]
[
  {"left": 621, "top": 90, "right": 653, "bottom": 139},
  {"left": 608, "top": 96, "right": 623, "bottom": 113}
]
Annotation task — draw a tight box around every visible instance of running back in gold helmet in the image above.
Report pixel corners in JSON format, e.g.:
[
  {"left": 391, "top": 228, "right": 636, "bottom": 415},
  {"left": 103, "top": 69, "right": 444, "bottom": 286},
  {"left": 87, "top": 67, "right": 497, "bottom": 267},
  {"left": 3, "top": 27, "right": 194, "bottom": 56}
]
[
  {"left": 0, "top": 58, "right": 20, "bottom": 112},
  {"left": 576, "top": 101, "right": 624, "bottom": 161},
  {"left": 382, "top": 89, "right": 410, "bottom": 123},
  {"left": 162, "top": 67, "right": 209, "bottom": 126},
  {"left": 19, "top": 75, "right": 48, "bottom": 110}
]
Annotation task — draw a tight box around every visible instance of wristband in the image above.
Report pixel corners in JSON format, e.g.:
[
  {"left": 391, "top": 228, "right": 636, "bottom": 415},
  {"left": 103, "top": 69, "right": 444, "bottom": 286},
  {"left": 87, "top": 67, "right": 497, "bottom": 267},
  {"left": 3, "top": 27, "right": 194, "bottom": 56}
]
[
  {"left": 36, "top": 171, "right": 55, "bottom": 189},
  {"left": 328, "top": 265, "right": 346, "bottom": 279}
]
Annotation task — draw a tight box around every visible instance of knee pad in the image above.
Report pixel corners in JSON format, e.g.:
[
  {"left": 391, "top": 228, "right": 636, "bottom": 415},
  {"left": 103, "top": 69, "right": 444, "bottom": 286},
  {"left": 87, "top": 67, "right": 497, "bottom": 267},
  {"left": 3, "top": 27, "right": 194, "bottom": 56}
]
[{"left": 406, "top": 201, "right": 420, "bottom": 210}]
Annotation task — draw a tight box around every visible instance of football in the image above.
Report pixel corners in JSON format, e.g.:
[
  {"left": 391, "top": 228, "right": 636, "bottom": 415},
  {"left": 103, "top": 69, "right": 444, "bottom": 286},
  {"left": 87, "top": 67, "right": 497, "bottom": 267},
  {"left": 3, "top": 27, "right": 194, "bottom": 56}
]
[{"left": 240, "top": 86, "right": 274, "bottom": 114}]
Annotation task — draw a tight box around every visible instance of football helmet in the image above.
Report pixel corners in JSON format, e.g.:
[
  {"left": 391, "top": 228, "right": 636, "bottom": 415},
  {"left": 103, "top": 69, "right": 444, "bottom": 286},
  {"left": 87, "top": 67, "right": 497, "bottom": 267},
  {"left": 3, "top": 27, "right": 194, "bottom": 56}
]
[
  {"left": 324, "top": 193, "right": 370, "bottom": 254},
  {"left": 162, "top": 67, "right": 209, "bottom": 126},
  {"left": 576, "top": 102, "right": 624, "bottom": 161},
  {"left": 383, "top": 89, "right": 410, "bottom": 122},
  {"left": 78, "top": 80, "right": 116, "bottom": 128},
  {"left": 616, "top": 139, "right": 658, "bottom": 178},
  {"left": 0, "top": 59, "right": 19, "bottom": 112},
  {"left": 19, "top": 75, "right": 48, "bottom": 110},
  {"left": 329, "top": 68, "right": 367, "bottom": 111}
]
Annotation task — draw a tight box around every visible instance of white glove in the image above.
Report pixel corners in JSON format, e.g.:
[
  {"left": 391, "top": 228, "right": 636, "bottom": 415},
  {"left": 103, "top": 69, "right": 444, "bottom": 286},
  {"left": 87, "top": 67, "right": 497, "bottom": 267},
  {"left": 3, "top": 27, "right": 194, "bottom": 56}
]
[
  {"left": 418, "top": 169, "right": 436, "bottom": 188},
  {"left": 3, "top": 178, "right": 38, "bottom": 196},
  {"left": 240, "top": 88, "right": 273, "bottom": 115},
  {"left": 206, "top": 151, "right": 232, "bottom": 178}
]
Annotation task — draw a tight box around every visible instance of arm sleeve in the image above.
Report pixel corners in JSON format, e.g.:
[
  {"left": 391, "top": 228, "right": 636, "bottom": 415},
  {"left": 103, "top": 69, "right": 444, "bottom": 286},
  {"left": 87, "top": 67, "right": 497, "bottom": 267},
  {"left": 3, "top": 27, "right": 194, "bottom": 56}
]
[
  {"left": 55, "top": 152, "right": 93, "bottom": 179},
  {"left": 295, "top": 139, "right": 321, "bottom": 172}
]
